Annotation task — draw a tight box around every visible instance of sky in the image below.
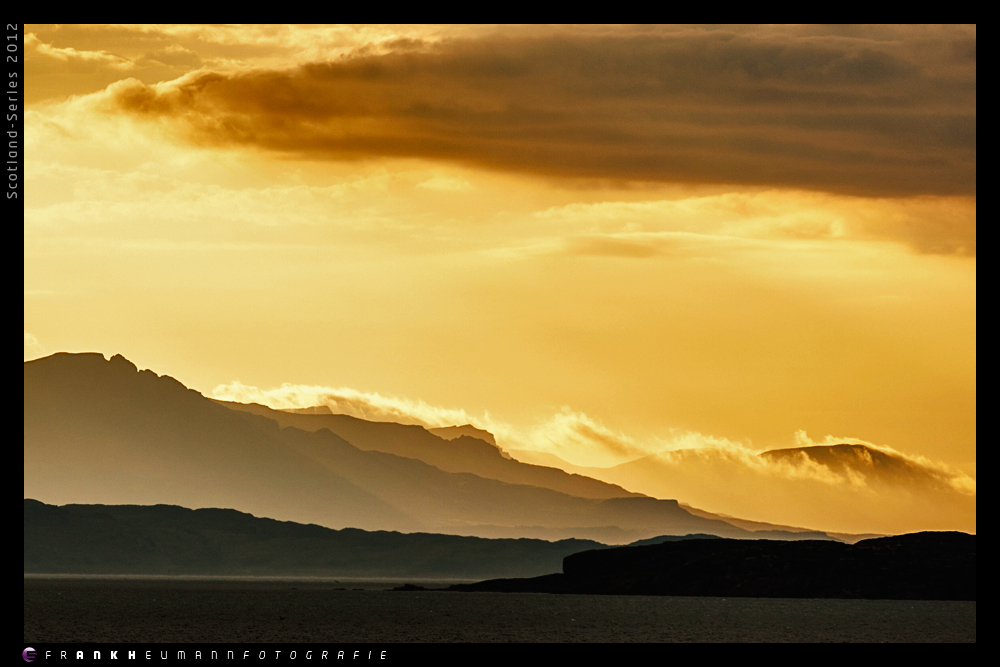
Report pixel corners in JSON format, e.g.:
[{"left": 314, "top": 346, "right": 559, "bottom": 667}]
[{"left": 23, "top": 25, "right": 975, "bottom": 534}]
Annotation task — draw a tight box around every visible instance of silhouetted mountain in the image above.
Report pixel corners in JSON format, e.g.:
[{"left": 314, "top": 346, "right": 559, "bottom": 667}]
[
  {"left": 23, "top": 499, "right": 605, "bottom": 579},
  {"left": 24, "top": 353, "right": 411, "bottom": 531},
  {"left": 220, "top": 401, "right": 639, "bottom": 501},
  {"left": 428, "top": 424, "right": 498, "bottom": 448},
  {"left": 26, "top": 353, "right": 814, "bottom": 543},
  {"left": 626, "top": 533, "right": 724, "bottom": 547},
  {"left": 449, "top": 532, "right": 976, "bottom": 600}
]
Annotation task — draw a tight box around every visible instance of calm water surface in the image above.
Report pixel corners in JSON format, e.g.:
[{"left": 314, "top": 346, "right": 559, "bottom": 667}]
[{"left": 24, "top": 576, "right": 976, "bottom": 643}]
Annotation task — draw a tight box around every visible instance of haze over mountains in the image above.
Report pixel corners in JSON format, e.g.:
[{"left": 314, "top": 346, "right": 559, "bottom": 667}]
[
  {"left": 510, "top": 437, "right": 976, "bottom": 536},
  {"left": 221, "top": 400, "right": 641, "bottom": 501},
  {"left": 25, "top": 352, "right": 842, "bottom": 543}
]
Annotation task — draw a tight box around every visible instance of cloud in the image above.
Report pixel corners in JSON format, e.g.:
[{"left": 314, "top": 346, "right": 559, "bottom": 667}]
[
  {"left": 530, "top": 426, "right": 977, "bottom": 534},
  {"left": 562, "top": 235, "right": 670, "bottom": 258},
  {"left": 519, "top": 408, "right": 650, "bottom": 465},
  {"left": 138, "top": 44, "right": 202, "bottom": 69},
  {"left": 24, "top": 332, "right": 46, "bottom": 361},
  {"left": 208, "top": 380, "right": 749, "bottom": 469},
  {"left": 536, "top": 191, "right": 975, "bottom": 257},
  {"left": 26, "top": 33, "right": 134, "bottom": 70},
  {"left": 209, "top": 379, "right": 976, "bottom": 496},
  {"left": 604, "top": 431, "right": 977, "bottom": 534},
  {"left": 210, "top": 380, "right": 478, "bottom": 428},
  {"left": 788, "top": 430, "right": 976, "bottom": 494},
  {"left": 210, "top": 381, "right": 671, "bottom": 466},
  {"left": 89, "top": 26, "right": 974, "bottom": 199},
  {"left": 25, "top": 30, "right": 212, "bottom": 106},
  {"left": 208, "top": 378, "right": 974, "bottom": 533},
  {"left": 594, "top": 428, "right": 977, "bottom": 496},
  {"left": 416, "top": 176, "right": 473, "bottom": 192}
]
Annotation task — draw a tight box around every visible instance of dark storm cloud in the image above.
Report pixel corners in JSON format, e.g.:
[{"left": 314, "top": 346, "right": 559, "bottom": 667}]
[{"left": 100, "top": 26, "right": 975, "bottom": 198}]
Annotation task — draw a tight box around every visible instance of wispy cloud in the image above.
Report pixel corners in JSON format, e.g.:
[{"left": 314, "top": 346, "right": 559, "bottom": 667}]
[
  {"left": 211, "top": 380, "right": 478, "bottom": 428},
  {"left": 535, "top": 191, "right": 976, "bottom": 257},
  {"left": 210, "top": 380, "right": 693, "bottom": 466},
  {"left": 209, "top": 379, "right": 973, "bottom": 499},
  {"left": 24, "top": 332, "right": 46, "bottom": 361},
  {"left": 789, "top": 430, "right": 976, "bottom": 494}
]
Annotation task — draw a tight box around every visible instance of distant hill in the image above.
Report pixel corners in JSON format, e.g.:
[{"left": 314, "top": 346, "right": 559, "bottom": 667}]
[
  {"left": 23, "top": 499, "right": 606, "bottom": 579},
  {"left": 626, "top": 533, "right": 724, "bottom": 547},
  {"left": 26, "top": 353, "right": 831, "bottom": 543},
  {"left": 450, "top": 532, "right": 976, "bottom": 600},
  {"left": 678, "top": 504, "right": 869, "bottom": 543}
]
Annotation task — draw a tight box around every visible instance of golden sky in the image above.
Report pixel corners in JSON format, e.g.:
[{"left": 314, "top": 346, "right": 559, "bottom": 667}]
[{"left": 23, "top": 25, "right": 975, "bottom": 534}]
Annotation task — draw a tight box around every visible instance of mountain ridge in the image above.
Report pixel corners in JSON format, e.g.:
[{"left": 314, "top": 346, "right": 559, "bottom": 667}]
[
  {"left": 23, "top": 498, "right": 608, "bottom": 579},
  {"left": 219, "top": 400, "right": 640, "bottom": 501},
  {"left": 25, "top": 352, "right": 842, "bottom": 543}
]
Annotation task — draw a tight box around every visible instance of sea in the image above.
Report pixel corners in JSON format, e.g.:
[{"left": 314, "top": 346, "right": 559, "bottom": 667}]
[{"left": 24, "top": 575, "right": 976, "bottom": 644}]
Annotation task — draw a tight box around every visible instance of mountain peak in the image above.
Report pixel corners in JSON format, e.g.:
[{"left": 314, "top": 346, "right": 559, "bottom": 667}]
[
  {"left": 109, "top": 353, "right": 138, "bottom": 373},
  {"left": 428, "top": 424, "right": 497, "bottom": 448},
  {"left": 285, "top": 406, "right": 334, "bottom": 415}
]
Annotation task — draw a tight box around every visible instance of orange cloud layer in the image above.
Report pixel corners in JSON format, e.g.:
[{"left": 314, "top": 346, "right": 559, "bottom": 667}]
[{"left": 85, "top": 26, "right": 974, "bottom": 199}]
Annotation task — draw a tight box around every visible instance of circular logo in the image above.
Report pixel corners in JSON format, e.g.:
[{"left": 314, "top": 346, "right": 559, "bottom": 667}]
[{"left": 23, "top": 648, "right": 37, "bottom": 663}]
